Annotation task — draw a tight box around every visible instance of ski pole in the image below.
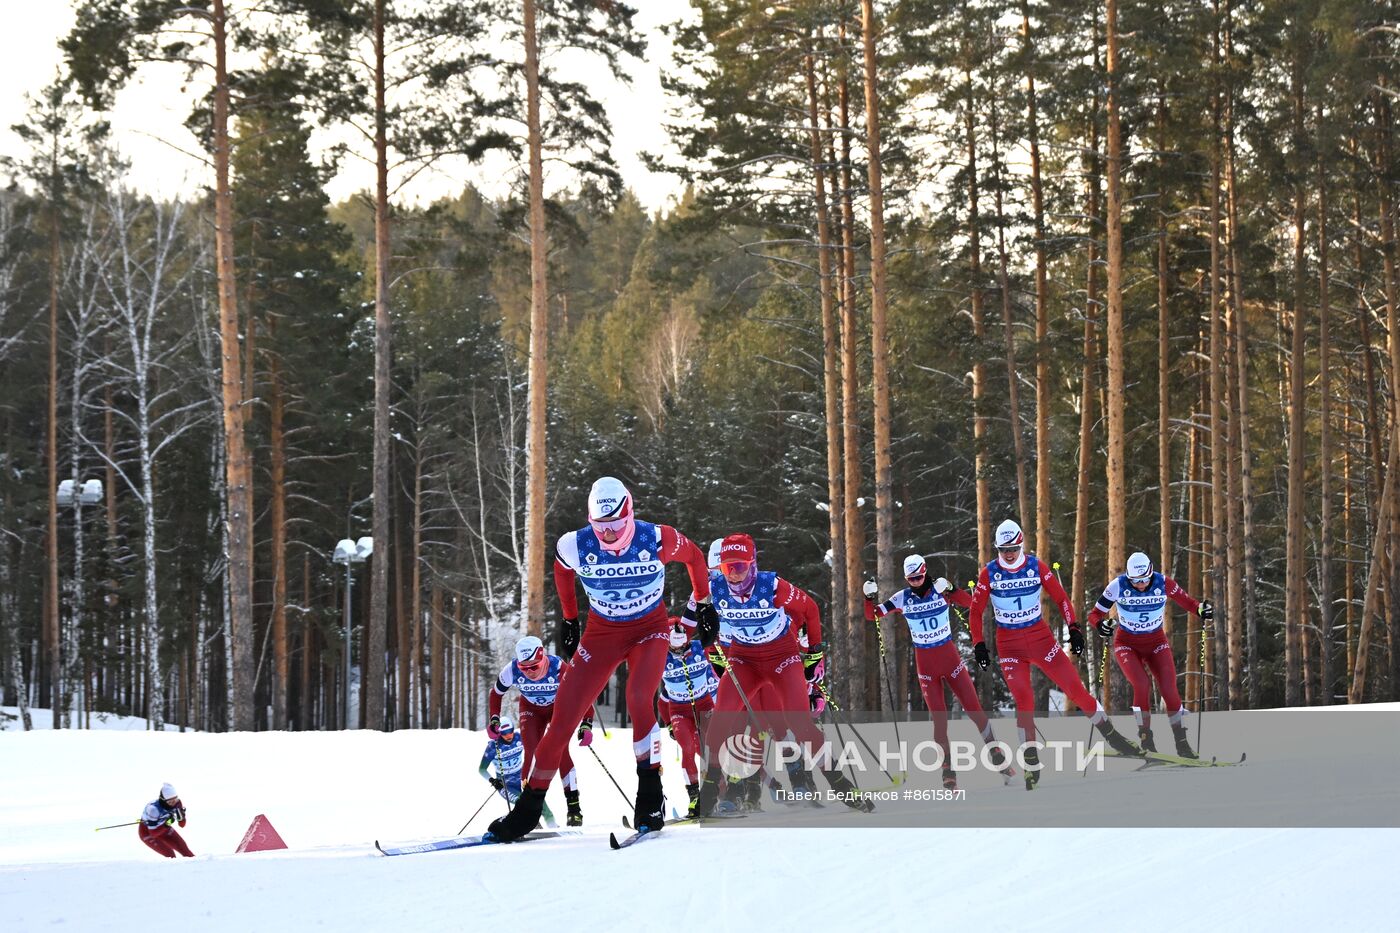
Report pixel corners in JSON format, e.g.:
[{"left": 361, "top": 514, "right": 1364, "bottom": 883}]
[
  {"left": 1197, "top": 607, "right": 1209, "bottom": 753},
  {"left": 457, "top": 786, "right": 498, "bottom": 835},
  {"left": 95, "top": 821, "right": 142, "bottom": 831},
  {"left": 815, "top": 680, "right": 903, "bottom": 787},
  {"left": 586, "top": 744, "right": 634, "bottom": 810},
  {"left": 872, "top": 612, "right": 904, "bottom": 748},
  {"left": 590, "top": 702, "right": 611, "bottom": 740}
]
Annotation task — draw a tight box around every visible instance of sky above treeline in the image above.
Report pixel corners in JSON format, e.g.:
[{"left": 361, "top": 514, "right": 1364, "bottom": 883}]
[{"left": 0, "top": 1, "right": 694, "bottom": 211}]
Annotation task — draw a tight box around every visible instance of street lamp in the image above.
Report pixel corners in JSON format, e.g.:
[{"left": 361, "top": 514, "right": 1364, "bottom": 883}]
[
  {"left": 332, "top": 535, "right": 373, "bottom": 729},
  {"left": 57, "top": 479, "right": 103, "bottom": 728}
]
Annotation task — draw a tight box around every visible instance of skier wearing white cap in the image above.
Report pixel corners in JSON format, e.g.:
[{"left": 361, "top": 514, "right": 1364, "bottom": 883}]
[
  {"left": 489, "top": 477, "right": 712, "bottom": 841},
  {"left": 489, "top": 635, "right": 587, "bottom": 825},
  {"left": 138, "top": 783, "right": 193, "bottom": 858},
  {"left": 967, "top": 519, "right": 1144, "bottom": 787},
  {"left": 1087, "top": 552, "right": 1213, "bottom": 757},
  {"left": 864, "top": 553, "right": 1016, "bottom": 789}
]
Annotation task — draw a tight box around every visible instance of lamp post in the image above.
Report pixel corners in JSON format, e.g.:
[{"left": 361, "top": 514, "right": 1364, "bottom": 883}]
[
  {"left": 57, "top": 479, "right": 102, "bottom": 728},
  {"left": 332, "top": 535, "right": 373, "bottom": 729}
]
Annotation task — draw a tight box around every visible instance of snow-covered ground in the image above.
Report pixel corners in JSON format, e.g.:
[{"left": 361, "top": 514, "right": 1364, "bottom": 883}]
[{"left": 2, "top": 707, "right": 1396, "bottom": 932}]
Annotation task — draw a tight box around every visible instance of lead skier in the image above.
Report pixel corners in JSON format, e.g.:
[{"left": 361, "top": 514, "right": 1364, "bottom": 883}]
[
  {"left": 1086, "top": 551, "right": 1212, "bottom": 757},
  {"left": 864, "top": 553, "right": 1016, "bottom": 789},
  {"left": 967, "top": 519, "right": 1142, "bottom": 787},
  {"left": 488, "top": 477, "right": 712, "bottom": 841},
  {"left": 489, "top": 635, "right": 587, "bottom": 825},
  {"left": 139, "top": 783, "right": 193, "bottom": 858}
]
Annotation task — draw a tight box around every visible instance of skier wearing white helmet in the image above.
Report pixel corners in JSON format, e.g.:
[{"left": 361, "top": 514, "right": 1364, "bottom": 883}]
[
  {"left": 1086, "top": 552, "right": 1213, "bottom": 757},
  {"left": 864, "top": 553, "right": 1016, "bottom": 789},
  {"left": 968, "top": 518, "right": 1144, "bottom": 787},
  {"left": 138, "top": 783, "right": 192, "bottom": 858},
  {"left": 489, "top": 476, "right": 713, "bottom": 842},
  {"left": 658, "top": 617, "right": 720, "bottom": 815},
  {"left": 488, "top": 634, "right": 587, "bottom": 825}
]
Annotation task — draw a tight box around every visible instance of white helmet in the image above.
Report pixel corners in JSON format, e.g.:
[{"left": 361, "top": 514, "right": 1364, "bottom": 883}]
[
  {"left": 995, "top": 519, "right": 1024, "bottom": 550},
  {"left": 514, "top": 635, "right": 545, "bottom": 668},
  {"left": 1126, "top": 552, "right": 1154, "bottom": 583},
  {"left": 669, "top": 622, "right": 688, "bottom": 650},
  {"left": 707, "top": 538, "right": 724, "bottom": 570},
  {"left": 588, "top": 477, "right": 636, "bottom": 551},
  {"left": 160, "top": 783, "right": 179, "bottom": 802},
  {"left": 497, "top": 716, "right": 515, "bottom": 735},
  {"left": 902, "top": 554, "right": 927, "bottom": 579}
]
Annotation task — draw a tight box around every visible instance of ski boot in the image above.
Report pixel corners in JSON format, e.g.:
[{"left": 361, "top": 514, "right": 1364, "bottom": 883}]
[
  {"left": 1138, "top": 727, "right": 1157, "bottom": 753},
  {"left": 1171, "top": 723, "right": 1198, "bottom": 759},
  {"left": 786, "top": 761, "right": 823, "bottom": 806},
  {"left": 565, "top": 788, "right": 583, "bottom": 827},
  {"left": 988, "top": 743, "right": 1018, "bottom": 784},
  {"left": 633, "top": 764, "right": 665, "bottom": 833},
  {"left": 741, "top": 774, "right": 764, "bottom": 812},
  {"left": 942, "top": 767, "right": 958, "bottom": 791},
  {"left": 1098, "top": 719, "right": 1145, "bottom": 757},
  {"left": 695, "top": 766, "right": 723, "bottom": 818},
  {"left": 487, "top": 786, "right": 546, "bottom": 842},
  {"left": 821, "top": 769, "right": 875, "bottom": 813},
  {"left": 1023, "top": 746, "right": 1041, "bottom": 791},
  {"left": 686, "top": 782, "right": 700, "bottom": 818}
]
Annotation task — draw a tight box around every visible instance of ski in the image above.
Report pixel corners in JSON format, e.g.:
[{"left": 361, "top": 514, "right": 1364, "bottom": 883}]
[
  {"left": 609, "top": 827, "right": 662, "bottom": 849},
  {"left": 622, "top": 811, "right": 748, "bottom": 830},
  {"left": 1105, "top": 749, "right": 1247, "bottom": 768},
  {"left": 375, "top": 830, "right": 579, "bottom": 856}
]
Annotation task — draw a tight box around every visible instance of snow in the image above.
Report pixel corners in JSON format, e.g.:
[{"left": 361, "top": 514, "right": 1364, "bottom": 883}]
[{"left": 1, "top": 707, "right": 1396, "bottom": 931}]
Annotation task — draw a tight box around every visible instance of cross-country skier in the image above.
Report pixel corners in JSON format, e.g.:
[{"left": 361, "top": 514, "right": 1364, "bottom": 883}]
[
  {"left": 489, "top": 635, "right": 587, "bottom": 825},
  {"left": 967, "top": 519, "right": 1143, "bottom": 787},
  {"left": 864, "top": 553, "right": 1016, "bottom": 789},
  {"left": 1086, "top": 551, "right": 1213, "bottom": 757},
  {"left": 479, "top": 716, "right": 526, "bottom": 803},
  {"left": 139, "top": 783, "right": 193, "bottom": 858},
  {"left": 488, "top": 477, "right": 712, "bottom": 841},
  {"left": 659, "top": 619, "right": 719, "bottom": 816},
  {"left": 692, "top": 533, "right": 872, "bottom": 815}
]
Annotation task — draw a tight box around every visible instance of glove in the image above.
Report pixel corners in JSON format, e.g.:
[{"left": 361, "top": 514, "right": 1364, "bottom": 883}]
[
  {"left": 1067, "top": 624, "right": 1085, "bottom": 656},
  {"left": 175, "top": 806, "right": 187, "bottom": 827},
  {"left": 694, "top": 599, "right": 720, "bottom": 646},
  {"left": 862, "top": 579, "right": 878, "bottom": 600},
  {"left": 934, "top": 577, "right": 951, "bottom": 594},
  {"left": 803, "top": 653, "right": 825, "bottom": 687},
  {"left": 973, "top": 641, "right": 991, "bottom": 671},
  {"left": 810, "top": 692, "right": 827, "bottom": 715},
  {"left": 489, "top": 777, "right": 504, "bottom": 791},
  {"left": 560, "top": 617, "right": 580, "bottom": 659},
  {"left": 164, "top": 815, "right": 176, "bottom": 827},
  {"left": 1198, "top": 600, "right": 1214, "bottom": 623},
  {"left": 1096, "top": 616, "right": 1116, "bottom": 639},
  {"left": 487, "top": 715, "right": 501, "bottom": 741},
  {"left": 577, "top": 719, "right": 594, "bottom": 748}
]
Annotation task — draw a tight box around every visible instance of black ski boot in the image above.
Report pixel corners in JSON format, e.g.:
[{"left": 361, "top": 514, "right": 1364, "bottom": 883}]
[
  {"left": 565, "top": 788, "right": 583, "bottom": 827},
  {"left": 634, "top": 764, "right": 665, "bottom": 833},
  {"left": 1138, "top": 726, "right": 1157, "bottom": 753},
  {"left": 1098, "top": 719, "right": 1144, "bottom": 757},
  {"left": 821, "top": 769, "right": 875, "bottom": 813},
  {"left": 1172, "top": 723, "right": 1198, "bottom": 759},
  {"left": 695, "top": 766, "right": 722, "bottom": 818},
  {"left": 487, "top": 786, "right": 546, "bottom": 842},
  {"left": 942, "top": 767, "right": 958, "bottom": 791},
  {"left": 741, "top": 774, "right": 764, "bottom": 812},
  {"left": 785, "top": 762, "right": 822, "bottom": 805},
  {"left": 1023, "top": 746, "right": 1041, "bottom": 791},
  {"left": 988, "top": 743, "right": 1018, "bottom": 783},
  {"left": 685, "top": 782, "right": 700, "bottom": 818}
]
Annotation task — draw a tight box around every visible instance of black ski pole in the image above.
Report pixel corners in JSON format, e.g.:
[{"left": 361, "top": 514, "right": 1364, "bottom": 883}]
[
  {"left": 457, "top": 786, "right": 498, "bottom": 835},
  {"left": 587, "top": 744, "right": 634, "bottom": 810},
  {"left": 94, "top": 821, "right": 142, "bottom": 832},
  {"left": 815, "top": 680, "right": 903, "bottom": 787}
]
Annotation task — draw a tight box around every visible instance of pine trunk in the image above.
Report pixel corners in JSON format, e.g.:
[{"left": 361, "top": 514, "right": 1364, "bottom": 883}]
[
  {"left": 1283, "top": 56, "right": 1307, "bottom": 707},
  {"left": 1206, "top": 0, "right": 1229, "bottom": 710},
  {"left": 522, "top": 0, "right": 550, "bottom": 636},
  {"left": 990, "top": 100, "right": 1031, "bottom": 533},
  {"left": 46, "top": 196, "right": 59, "bottom": 725},
  {"left": 1317, "top": 156, "right": 1334, "bottom": 704},
  {"left": 805, "top": 43, "right": 846, "bottom": 656},
  {"left": 1104, "top": 0, "right": 1127, "bottom": 604},
  {"left": 269, "top": 342, "right": 288, "bottom": 729},
  {"left": 1156, "top": 97, "right": 1173, "bottom": 639}
]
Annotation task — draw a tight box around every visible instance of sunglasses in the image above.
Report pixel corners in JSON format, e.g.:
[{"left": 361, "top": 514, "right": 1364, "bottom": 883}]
[
  {"left": 720, "top": 559, "right": 753, "bottom": 576},
  {"left": 592, "top": 516, "right": 629, "bottom": 534},
  {"left": 905, "top": 569, "right": 927, "bottom": 582}
]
